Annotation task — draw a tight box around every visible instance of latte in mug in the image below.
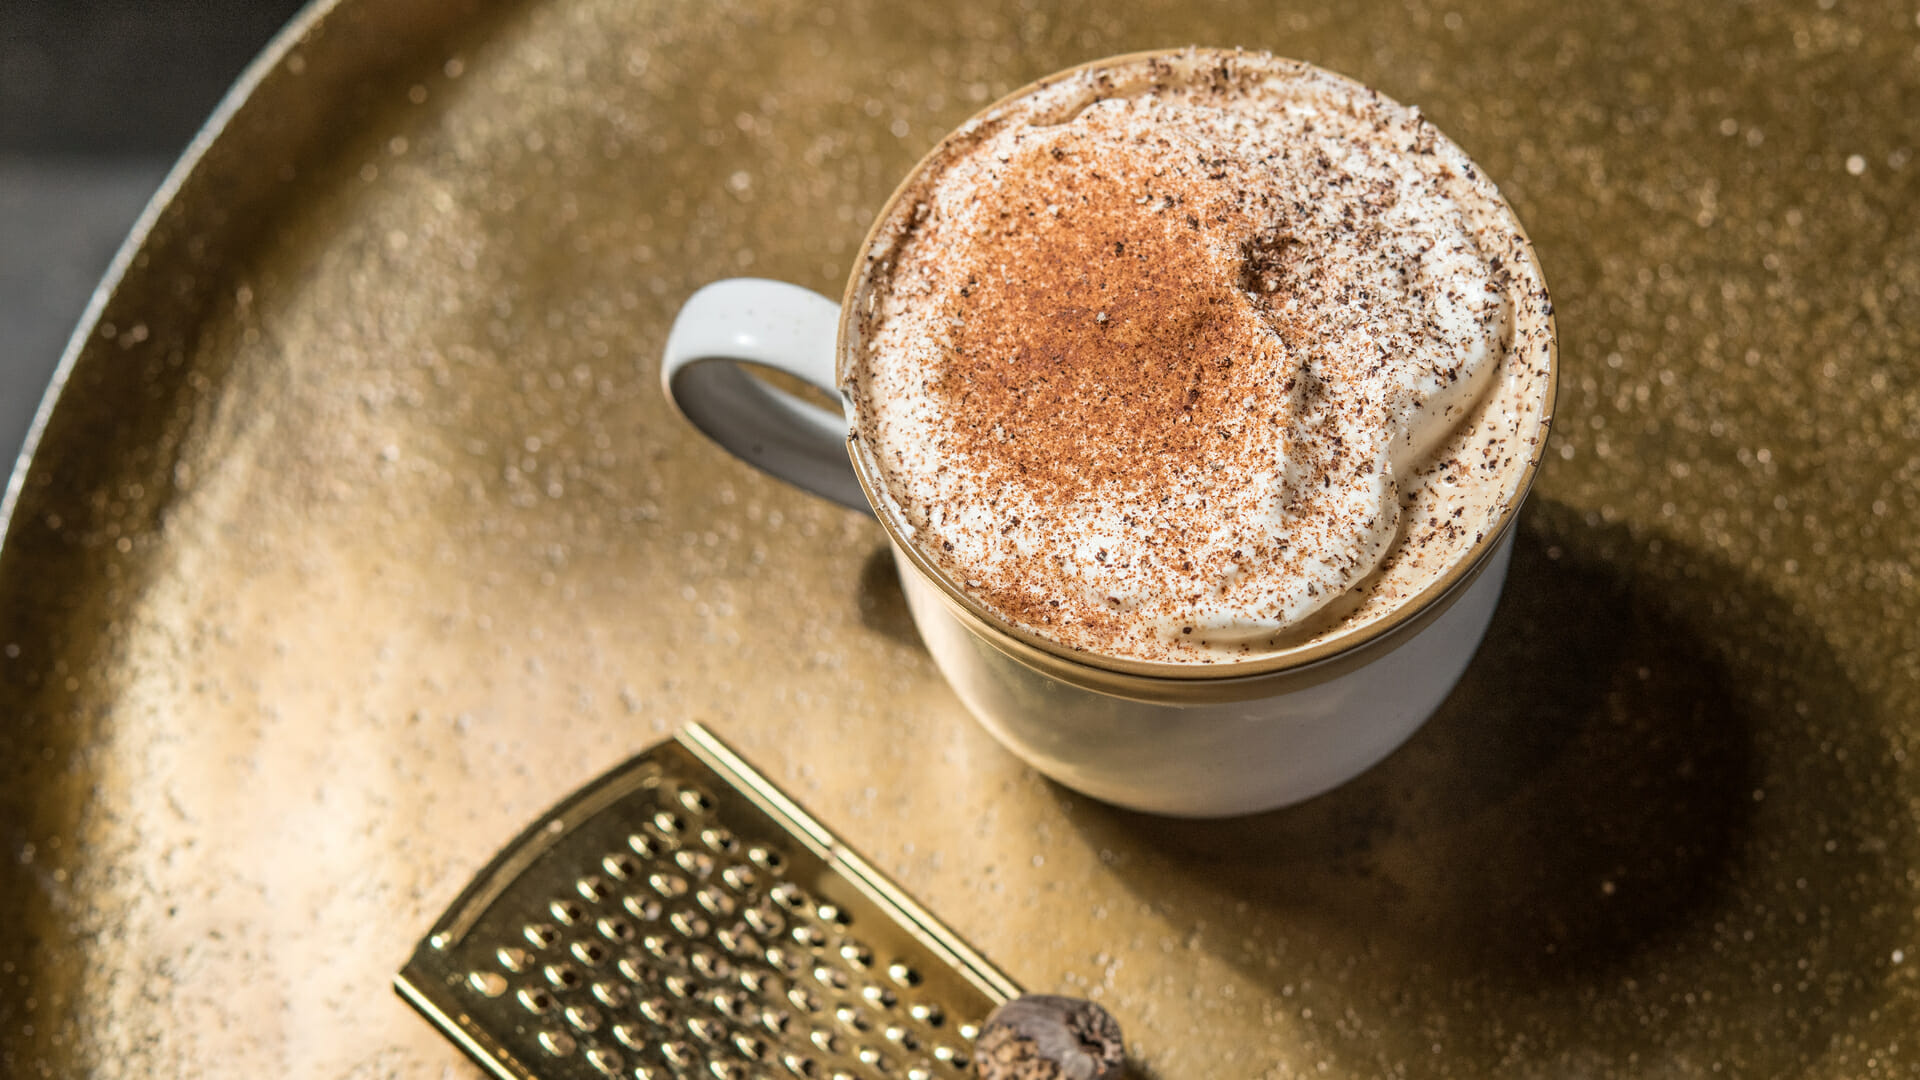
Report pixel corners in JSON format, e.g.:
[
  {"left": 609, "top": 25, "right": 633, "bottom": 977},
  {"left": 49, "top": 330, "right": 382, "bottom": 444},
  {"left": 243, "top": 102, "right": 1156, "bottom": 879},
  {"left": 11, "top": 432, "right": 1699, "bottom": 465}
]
[{"left": 844, "top": 50, "right": 1554, "bottom": 663}]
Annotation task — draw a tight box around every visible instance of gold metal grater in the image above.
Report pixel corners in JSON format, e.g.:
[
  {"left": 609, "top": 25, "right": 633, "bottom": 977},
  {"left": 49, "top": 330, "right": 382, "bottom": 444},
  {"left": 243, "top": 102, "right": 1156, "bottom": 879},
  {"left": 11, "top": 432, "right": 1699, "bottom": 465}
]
[{"left": 395, "top": 723, "right": 1021, "bottom": 1080}]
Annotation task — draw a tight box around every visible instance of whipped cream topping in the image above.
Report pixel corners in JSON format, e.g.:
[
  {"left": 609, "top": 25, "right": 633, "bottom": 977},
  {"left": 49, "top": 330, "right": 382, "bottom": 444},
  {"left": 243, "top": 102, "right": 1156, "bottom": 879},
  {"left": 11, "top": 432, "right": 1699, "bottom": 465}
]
[{"left": 846, "top": 50, "right": 1554, "bottom": 662}]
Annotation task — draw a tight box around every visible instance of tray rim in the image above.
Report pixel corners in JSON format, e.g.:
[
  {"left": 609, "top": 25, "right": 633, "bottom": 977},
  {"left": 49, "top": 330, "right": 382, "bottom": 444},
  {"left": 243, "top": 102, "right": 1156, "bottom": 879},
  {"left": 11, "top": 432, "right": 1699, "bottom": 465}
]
[{"left": 0, "top": 0, "right": 340, "bottom": 539}]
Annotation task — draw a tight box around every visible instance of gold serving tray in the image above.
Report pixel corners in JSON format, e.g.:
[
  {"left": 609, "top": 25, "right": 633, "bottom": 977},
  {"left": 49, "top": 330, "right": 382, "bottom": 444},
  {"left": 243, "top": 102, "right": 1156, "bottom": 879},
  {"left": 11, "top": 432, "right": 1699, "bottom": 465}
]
[{"left": 3, "top": 1, "right": 1917, "bottom": 1077}]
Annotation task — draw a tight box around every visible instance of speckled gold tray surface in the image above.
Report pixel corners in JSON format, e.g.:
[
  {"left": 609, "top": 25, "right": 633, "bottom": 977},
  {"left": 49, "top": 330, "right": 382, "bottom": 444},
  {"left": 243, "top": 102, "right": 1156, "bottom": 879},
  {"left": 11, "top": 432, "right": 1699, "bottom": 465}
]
[{"left": 3, "top": 1, "right": 1918, "bottom": 1077}]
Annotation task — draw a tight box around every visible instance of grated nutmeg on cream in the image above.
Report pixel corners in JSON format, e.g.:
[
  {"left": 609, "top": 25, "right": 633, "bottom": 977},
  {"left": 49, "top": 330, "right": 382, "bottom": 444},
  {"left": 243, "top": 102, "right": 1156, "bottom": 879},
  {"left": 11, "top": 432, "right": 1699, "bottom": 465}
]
[{"left": 844, "top": 50, "right": 1555, "bottom": 663}]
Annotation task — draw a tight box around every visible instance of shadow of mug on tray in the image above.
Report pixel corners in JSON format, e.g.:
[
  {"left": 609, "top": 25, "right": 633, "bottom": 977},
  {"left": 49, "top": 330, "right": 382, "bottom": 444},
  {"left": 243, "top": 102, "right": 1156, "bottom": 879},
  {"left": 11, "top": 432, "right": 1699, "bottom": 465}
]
[
  {"left": 658, "top": 49, "right": 1558, "bottom": 817},
  {"left": 1055, "top": 501, "right": 1912, "bottom": 1071}
]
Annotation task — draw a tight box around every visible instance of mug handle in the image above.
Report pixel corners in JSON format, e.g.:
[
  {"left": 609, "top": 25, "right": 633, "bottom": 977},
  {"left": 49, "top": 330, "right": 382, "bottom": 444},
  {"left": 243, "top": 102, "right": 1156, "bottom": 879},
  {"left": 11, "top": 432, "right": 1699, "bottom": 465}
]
[{"left": 659, "top": 278, "right": 871, "bottom": 513}]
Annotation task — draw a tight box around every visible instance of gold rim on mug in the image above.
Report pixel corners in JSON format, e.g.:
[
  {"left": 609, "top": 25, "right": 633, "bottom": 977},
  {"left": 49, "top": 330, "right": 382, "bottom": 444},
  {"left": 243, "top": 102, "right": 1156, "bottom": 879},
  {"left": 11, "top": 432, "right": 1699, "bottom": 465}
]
[{"left": 836, "top": 48, "right": 1559, "bottom": 704}]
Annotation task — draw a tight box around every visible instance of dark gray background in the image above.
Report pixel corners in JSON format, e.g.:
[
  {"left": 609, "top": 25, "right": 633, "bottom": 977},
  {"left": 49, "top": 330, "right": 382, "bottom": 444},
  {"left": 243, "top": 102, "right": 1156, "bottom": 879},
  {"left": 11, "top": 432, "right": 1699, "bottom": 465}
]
[{"left": 1, "top": 0, "right": 309, "bottom": 485}]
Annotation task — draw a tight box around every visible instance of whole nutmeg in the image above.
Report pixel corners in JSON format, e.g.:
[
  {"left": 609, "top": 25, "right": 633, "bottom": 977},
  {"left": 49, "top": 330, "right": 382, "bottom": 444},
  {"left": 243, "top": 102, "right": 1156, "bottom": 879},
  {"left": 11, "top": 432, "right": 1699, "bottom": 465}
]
[{"left": 972, "top": 994, "right": 1125, "bottom": 1080}]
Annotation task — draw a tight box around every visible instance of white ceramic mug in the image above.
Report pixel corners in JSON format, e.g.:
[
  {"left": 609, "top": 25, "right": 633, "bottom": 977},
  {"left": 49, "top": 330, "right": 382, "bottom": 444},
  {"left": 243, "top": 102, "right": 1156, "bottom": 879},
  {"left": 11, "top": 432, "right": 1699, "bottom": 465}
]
[
  {"left": 662, "top": 275, "right": 1537, "bottom": 817},
  {"left": 659, "top": 54, "right": 1554, "bottom": 818}
]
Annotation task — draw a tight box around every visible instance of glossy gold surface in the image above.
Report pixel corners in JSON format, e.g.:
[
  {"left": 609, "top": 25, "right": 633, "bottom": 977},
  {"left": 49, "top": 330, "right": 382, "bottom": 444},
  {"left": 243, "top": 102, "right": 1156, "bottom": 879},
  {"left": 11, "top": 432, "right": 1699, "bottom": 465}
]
[{"left": 3, "top": 1, "right": 1918, "bottom": 1077}]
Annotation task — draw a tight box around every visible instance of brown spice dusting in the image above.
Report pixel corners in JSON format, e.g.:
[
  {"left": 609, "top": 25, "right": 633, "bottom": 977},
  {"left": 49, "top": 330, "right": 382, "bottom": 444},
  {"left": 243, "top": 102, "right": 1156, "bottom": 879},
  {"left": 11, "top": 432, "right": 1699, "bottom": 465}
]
[
  {"left": 848, "top": 50, "right": 1555, "bottom": 662},
  {"left": 941, "top": 135, "right": 1273, "bottom": 500}
]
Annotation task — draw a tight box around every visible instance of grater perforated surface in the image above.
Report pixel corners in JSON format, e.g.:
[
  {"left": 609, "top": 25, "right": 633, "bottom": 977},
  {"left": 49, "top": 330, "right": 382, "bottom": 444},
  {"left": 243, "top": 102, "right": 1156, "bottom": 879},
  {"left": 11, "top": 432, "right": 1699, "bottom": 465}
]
[{"left": 396, "top": 724, "right": 1018, "bottom": 1080}]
